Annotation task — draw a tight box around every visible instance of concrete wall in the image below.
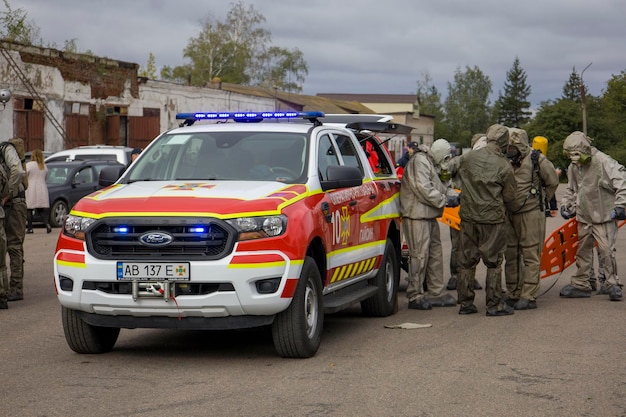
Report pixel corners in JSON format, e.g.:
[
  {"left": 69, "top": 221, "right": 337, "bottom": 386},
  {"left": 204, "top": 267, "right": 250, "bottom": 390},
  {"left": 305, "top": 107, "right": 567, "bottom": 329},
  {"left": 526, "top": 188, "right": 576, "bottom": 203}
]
[
  {"left": 138, "top": 80, "right": 274, "bottom": 132},
  {"left": 1, "top": 42, "right": 276, "bottom": 150}
]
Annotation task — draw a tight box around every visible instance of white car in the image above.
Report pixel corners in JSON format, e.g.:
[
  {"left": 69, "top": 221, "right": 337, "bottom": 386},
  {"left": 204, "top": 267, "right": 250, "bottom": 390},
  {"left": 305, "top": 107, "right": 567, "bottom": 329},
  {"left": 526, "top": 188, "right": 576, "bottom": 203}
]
[
  {"left": 54, "top": 111, "right": 410, "bottom": 358},
  {"left": 46, "top": 145, "right": 133, "bottom": 165}
]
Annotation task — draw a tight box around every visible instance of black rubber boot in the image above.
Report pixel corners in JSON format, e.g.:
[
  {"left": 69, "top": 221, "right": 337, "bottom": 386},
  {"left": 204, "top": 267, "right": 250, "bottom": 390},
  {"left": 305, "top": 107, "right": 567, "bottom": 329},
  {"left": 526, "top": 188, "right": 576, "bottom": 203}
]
[
  {"left": 559, "top": 284, "right": 592, "bottom": 298},
  {"left": 446, "top": 276, "right": 457, "bottom": 290},
  {"left": 608, "top": 285, "right": 623, "bottom": 301},
  {"left": 513, "top": 298, "right": 537, "bottom": 310},
  {"left": 429, "top": 293, "right": 456, "bottom": 307},
  {"left": 486, "top": 302, "right": 514, "bottom": 316},
  {"left": 408, "top": 297, "right": 432, "bottom": 310},
  {"left": 458, "top": 304, "right": 478, "bottom": 315}
]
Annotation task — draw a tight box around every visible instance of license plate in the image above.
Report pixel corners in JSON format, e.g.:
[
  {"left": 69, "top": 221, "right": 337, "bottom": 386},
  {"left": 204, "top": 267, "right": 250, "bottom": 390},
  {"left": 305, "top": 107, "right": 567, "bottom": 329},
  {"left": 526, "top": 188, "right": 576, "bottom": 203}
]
[{"left": 116, "top": 262, "right": 190, "bottom": 280}]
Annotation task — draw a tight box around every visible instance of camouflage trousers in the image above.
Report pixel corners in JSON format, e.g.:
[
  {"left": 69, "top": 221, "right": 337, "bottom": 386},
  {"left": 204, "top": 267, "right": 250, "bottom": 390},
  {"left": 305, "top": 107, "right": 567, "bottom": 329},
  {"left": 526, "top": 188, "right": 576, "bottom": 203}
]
[
  {"left": 0, "top": 213, "right": 6, "bottom": 300},
  {"left": 457, "top": 221, "right": 507, "bottom": 309},
  {"left": 3, "top": 199, "right": 27, "bottom": 297}
]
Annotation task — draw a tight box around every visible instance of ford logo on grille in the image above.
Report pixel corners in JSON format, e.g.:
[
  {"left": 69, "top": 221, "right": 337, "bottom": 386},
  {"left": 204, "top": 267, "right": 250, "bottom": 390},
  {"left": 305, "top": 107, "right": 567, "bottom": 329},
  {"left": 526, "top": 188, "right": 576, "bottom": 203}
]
[{"left": 139, "top": 232, "right": 174, "bottom": 247}]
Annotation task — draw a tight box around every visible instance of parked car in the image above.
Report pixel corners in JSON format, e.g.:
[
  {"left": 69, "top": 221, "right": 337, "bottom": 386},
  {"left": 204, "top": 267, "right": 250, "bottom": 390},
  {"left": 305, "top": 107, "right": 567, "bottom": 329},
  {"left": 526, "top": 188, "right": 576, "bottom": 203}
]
[
  {"left": 42, "top": 160, "right": 125, "bottom": 227},
  {"left": 45, "top": 145, "right": 133, "bottom": 165}
]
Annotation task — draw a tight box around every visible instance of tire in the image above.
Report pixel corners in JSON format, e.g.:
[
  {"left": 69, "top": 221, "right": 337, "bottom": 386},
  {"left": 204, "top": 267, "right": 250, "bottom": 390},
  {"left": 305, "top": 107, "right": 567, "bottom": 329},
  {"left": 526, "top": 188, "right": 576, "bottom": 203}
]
[
  {"left": 50, "top": 200, "right": 69, "bottom": 228},
  {"left": 62, "top": 307, "right": 120, "bottom": 354},
  {"left": 361, "top": 238, "right": 399, "bottom": 317},
  {"left": 271, "top": 257, "right": 323, "bottom": 358}
]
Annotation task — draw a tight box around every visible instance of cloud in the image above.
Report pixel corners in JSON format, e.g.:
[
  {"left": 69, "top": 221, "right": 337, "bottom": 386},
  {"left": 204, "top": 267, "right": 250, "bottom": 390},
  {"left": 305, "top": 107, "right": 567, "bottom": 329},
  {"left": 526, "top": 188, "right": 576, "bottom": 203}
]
[{"left": 15, "top": 0, "right": 626, "bottom": 106}]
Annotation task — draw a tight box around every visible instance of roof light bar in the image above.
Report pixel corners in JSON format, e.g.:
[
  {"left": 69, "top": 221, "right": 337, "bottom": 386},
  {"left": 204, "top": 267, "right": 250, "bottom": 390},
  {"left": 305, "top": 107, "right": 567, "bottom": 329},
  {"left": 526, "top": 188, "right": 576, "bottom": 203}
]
[{"left": 176, "top": 111, "right": 325, "bottom": 123}]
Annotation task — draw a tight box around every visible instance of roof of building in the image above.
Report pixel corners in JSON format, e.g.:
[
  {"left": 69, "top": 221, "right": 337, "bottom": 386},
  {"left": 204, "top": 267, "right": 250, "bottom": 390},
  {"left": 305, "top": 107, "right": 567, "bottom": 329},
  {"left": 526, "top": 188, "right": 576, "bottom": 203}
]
[
  {"left": 316, "top": 93, "right": 419, "bottom": 104},
  {"left": 213, "top": 82, "right": 375, "bottom": 114}
]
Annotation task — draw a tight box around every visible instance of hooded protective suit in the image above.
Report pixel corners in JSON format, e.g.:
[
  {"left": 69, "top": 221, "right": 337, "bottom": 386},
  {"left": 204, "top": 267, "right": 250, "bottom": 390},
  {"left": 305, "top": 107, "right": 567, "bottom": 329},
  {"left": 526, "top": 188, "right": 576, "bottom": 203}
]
[
  {"left": 503, "top": 128, "right": 559, "bottom": 307},
  {"left": 400, "top": 144, "right": 447, "bottom": 220},
  {"left": 560, "top": 131, "right": 626, "bottom": 300},
  {"left": 507, "top": 128, "right": 559, "bottom": 214},
  {"left": 562, "top": 132, "right": 626, "bottom": 223},
  {"left": 400, "top": 143, "right": 456, "bottom": 308}
]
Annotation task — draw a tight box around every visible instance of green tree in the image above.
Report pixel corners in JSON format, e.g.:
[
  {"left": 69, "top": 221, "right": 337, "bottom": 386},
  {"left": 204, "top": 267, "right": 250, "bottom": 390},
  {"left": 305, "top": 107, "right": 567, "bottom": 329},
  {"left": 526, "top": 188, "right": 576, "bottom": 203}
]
[
  {"left": 526, "top": 98, "right": 580, "bottom": 169},
  {"left": 163, "top": 1, "right": 307, "bottom": 91},
  {"left": 493, "top": 57, "right": 532, "bottom": 127},
  {"left": 253, "top": 46, "right": 308, "bottom": 93},
  {"left": 593, "top": 70, "right": 626, "bottom": 164},
  {"left": 416, "top": 71, "right": 448, "bottom": 141},
  {"left": 63, "top": 38, "right": 79, "bottom": 53},
  {"left": 181, "top": 2, "right": 268, "bottom": 86},
  {"left": 139, "top": 52, "right": 157, "bottom": 79},
  {"left": 443, "top": 65, "right": 493, "bottom": 147},
  {"left": 0, "top": 0, "right": 40, "bottom": 44},
  {"left": 562, "top": 67, "right": 584, "bottom": 101},
  {"left": 160, "top": 64, "right": 193, "bottom": 84}
]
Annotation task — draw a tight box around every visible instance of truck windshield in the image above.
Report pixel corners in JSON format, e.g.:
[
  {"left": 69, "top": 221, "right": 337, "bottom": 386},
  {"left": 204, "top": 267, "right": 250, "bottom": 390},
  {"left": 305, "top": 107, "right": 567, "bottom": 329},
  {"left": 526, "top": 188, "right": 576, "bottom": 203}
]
[{"left": 128, "top": 132, "right": 308, "bottom": 183}]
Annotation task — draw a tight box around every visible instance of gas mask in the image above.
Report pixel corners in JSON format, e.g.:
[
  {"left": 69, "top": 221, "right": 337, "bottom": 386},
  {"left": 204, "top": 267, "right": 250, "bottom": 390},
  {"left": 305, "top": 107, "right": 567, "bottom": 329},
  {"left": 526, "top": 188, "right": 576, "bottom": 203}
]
[
  {"left": 506, "top": 145, "right": 522, "bottom": 167},
  {"left": 439, "top": 155, "right": 451, "bottom": 181},
  {"left": 566, "top": 150, "right": 590, "bottom": 165}
]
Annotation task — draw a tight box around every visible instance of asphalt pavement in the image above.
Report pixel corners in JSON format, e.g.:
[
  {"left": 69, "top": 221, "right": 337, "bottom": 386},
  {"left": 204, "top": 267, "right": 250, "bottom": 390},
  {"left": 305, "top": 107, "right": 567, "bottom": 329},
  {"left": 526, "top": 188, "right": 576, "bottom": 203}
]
[{"left": 1, "top": 183, "right": 625, "bottom": 416}]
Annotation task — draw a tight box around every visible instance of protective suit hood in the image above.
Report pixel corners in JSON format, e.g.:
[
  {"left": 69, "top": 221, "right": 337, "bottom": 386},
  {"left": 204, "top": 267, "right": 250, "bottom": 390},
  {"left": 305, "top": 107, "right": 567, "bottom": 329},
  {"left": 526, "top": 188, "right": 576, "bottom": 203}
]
[
  {"left": 430, "top": 138, "right": 452, "bottom": 167},
  {"left": 486, "top": 124, "right": 509, "bottom": 150},
  {"left": 563, "top": 131, "right": 592, "bottom": 154},
  {"left": 471, "top": 133, "right": 486, "bottom": 148},
  {"left": 508, "top": 127, "right": 531, "bottom": 159}
]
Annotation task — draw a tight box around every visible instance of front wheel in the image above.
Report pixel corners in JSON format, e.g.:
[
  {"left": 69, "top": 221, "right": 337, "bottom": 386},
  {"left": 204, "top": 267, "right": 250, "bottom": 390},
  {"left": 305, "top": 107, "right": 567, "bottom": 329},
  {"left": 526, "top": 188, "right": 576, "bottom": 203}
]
[
  {"left": 62, "top": 307, "right": 120, "bottom": 354},
  {"left": 271, "top": 257, "right": 323, "bottom": 358},
  {"left": 361, "top": 238, "right": 399, "bottom": 316}
]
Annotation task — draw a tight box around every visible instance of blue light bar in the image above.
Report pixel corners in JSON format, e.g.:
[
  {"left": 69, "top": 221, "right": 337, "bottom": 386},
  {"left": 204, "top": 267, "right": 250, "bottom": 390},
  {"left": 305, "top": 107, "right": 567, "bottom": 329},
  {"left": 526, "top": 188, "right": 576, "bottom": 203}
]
[{"left": 175, "top": 111, "right": 325, "bottom": 122}]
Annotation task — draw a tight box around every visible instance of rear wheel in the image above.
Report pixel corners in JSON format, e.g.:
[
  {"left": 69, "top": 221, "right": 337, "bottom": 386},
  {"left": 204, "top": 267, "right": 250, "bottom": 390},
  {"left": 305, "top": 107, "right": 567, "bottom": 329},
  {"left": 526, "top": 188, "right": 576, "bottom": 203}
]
[
  {"left": 272, "top": 257, "right": 323, "bottom": 358},
  {"left": 62, "top": 307, "right": 120, "bottom": 354},
  {"left": 50, "top": 200, "right": 68, "bottom": 228},
  {"left": 361, "top": 238, "right": 399, "bottom": 316}
]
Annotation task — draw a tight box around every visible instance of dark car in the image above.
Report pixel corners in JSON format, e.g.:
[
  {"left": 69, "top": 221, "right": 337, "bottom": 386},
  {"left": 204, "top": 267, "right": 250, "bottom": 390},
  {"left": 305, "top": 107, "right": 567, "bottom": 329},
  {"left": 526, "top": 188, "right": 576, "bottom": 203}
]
[{"left": 42, "top": 160, "right": 125, "bottom": 227}]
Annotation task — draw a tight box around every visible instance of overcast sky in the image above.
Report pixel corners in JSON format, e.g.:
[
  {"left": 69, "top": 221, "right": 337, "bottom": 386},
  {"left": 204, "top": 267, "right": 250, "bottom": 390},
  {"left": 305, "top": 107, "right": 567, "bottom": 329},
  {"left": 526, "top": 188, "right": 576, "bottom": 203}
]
[{"left": 15, "top": 0, "right": 626, "bottom": 107}]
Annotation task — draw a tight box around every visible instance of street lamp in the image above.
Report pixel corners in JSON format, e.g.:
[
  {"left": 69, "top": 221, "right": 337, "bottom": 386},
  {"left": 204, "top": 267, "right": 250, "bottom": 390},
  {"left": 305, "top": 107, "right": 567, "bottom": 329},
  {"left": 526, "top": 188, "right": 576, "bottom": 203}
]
[
  {"left": 580, "top": 62, "right": 592, "bottom": 135},
  {"left": 0, "top": 88, "right": 11, "bottom": 110}
]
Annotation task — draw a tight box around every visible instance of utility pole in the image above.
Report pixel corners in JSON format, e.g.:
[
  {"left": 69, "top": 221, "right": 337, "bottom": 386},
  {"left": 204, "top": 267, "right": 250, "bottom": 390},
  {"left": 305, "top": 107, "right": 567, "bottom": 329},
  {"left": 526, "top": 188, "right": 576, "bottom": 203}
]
[{"left": 580, "top": 62, "right": 592, "bottom": 135}]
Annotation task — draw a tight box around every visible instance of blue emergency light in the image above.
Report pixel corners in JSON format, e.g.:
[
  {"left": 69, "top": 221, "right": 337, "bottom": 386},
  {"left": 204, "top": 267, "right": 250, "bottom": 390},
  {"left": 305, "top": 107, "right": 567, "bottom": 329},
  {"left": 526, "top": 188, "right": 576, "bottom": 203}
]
[
  {"left": 113, "top": 226, "right": 130, "bottom": 234},
  {"left": 175, "top": 111, "right": 325, "bottom": 124}
]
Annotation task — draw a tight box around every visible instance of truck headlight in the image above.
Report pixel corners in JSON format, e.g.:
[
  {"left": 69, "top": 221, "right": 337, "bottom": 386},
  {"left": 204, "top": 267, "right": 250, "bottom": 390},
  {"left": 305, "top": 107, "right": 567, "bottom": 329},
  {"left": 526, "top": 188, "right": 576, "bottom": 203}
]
[
  {"left": 226, "top": 214, "right": 287, "bottom": 241},
  {"left": 63, "top": 214, "right": 97, "bottom": 240}
]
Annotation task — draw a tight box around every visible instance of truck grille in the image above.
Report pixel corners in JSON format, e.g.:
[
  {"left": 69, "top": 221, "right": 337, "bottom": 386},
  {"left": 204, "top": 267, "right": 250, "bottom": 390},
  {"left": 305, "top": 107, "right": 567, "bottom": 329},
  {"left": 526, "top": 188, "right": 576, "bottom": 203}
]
[{"left": 86, "top": 217, "right": 236, "bottom": 260}]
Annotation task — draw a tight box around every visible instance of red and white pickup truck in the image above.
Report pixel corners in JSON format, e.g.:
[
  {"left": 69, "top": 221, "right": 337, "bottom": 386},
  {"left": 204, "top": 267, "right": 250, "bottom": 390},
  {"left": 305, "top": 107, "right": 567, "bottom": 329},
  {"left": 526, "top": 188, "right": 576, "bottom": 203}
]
[{"left": 54, "top": 111, "right": 411, "bottom": 358}]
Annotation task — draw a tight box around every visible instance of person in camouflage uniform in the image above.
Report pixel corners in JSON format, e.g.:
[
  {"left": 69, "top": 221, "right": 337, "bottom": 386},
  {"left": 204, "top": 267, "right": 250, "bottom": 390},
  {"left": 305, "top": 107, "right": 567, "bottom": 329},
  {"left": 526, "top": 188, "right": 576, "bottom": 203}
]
[
  {"left": 455, "top": 124, "right": 520, "bottom": 316},
  {"left": 0, "top": 140, "right": 25, "bottom": 309},
  {"left": 4, "top": 139, "right": 29, "bottom": 302},
  {"left": 446, "top": 133, "right": 486, "bottom": 292},
  {"left": 559, "top": 131, "right": 626, "bottom": 301},
  {"left": 502, "top": 128, "right": 559, "bottom": 310}
]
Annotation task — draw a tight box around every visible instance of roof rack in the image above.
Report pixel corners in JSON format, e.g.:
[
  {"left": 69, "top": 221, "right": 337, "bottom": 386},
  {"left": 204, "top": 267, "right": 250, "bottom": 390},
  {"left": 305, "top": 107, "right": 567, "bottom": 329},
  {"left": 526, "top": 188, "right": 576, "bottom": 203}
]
[
  {"left": 175, "top": 111, "right": 325, "bottom": 126},
  {"left": 346, "top": 121, "right": 414, "bottom": 136}
]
